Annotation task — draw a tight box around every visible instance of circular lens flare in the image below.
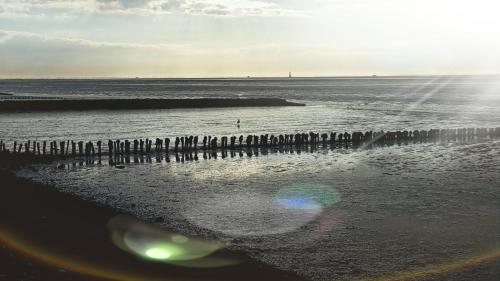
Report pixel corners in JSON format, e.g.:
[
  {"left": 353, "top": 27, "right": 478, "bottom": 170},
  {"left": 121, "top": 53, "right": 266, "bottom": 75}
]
[
  {"left": 145, "top": 248, "right": 172, "bottom": 260},
  {"left": 277, "top": 197, "right": 319, "bottom": 209},
  {"left": 275, "top": 183, "right": 342, "bottom": 209},
  {"left": 108, "top": 215, "right": 241, "bottom": 267}
]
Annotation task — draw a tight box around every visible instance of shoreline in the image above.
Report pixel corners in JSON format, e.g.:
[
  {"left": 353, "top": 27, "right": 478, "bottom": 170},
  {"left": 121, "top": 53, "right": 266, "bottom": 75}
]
[
  {"left": 0, "top": 98, "right": 304, "bottom": 112},
  {"left": 0, "top": 167, "right": 304, "bottom": 281}
]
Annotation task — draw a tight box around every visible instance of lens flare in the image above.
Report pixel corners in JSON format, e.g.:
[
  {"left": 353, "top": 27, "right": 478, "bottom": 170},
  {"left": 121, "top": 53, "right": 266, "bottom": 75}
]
[
  {"left": 275, "top": 183, "right": 342, "bottom": 209},
  {"left": 108, "top": 215, "right": 240, "bottom": 267},
  {"left": 145, "top": 248, "right": 172, "bottom": 260},
  {"left": 0, "top": 217, "right": 498, "bottom": 280},
  {"left": 277, "top": 196, "right": 319, "bottom": 209}
]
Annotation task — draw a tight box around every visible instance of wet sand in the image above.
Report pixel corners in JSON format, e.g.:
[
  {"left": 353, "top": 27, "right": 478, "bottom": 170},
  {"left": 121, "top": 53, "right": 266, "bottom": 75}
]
[
  {"left": 0, "top": 167, "right": 304, "bottom": 281},
  {"left": 1, "top": 141, "right": 500, "bottom": 281},
  {"left": 0, "top": 98, "right": 304, "bottom": 111},
  {"left": 15, "top": 140, "right": 500, "bottom": 281}
]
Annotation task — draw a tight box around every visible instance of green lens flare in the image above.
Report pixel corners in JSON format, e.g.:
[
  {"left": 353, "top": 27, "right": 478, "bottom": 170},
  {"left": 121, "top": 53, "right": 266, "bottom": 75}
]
[
  {"left": 145, "top": 248, "right": 172, "bottom": 259},
  {"left": 123, "top": 230, "right": 218, "bottom": 261},
  {"left": 108, "top": 216, "right": 241, "bottom": 267}
]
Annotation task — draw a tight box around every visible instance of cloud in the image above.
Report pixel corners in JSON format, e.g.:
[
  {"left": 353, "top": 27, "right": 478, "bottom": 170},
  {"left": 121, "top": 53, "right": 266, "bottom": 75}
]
[
  {"left": 0, "top": 30, "right": 194, "bottom": 77},
  {"left": 0, "top": 29, "right": 373, "bottom": 78},
  {"left": 0, "top": 30, "right": 183, "bottom": 49},
  {"left": 97, "top": 0, "right": 306, "bottom": 17},
  {"left": 2, "top": 20, "right": 499, "bottom": 79},
  {"left": 0, "top": 30, "right": 320, "bottom": 78},
  {"left": 96, "top": 0, "right": 150, "bottom": 10},
  {"left": 0, "top": 0, "right": 304, "bottom": 17}
]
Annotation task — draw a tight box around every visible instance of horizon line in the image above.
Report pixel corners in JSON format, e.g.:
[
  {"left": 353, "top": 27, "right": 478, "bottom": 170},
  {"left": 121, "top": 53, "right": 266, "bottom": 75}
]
[{"left": 1, "top": 73, "right": 500, "bottom": 80}]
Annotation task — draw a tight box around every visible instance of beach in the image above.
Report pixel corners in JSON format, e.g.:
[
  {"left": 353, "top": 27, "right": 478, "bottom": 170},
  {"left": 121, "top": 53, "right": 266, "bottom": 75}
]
[
  {"left": 0, "top": 166, "right": 304, "bottom": 281},
  {"left": 2, "top": 138, "right": 500, "bottom": 281},
  {"left": 1, "top": 77, "right": 499, "bottom": 281},
  {"left": 2, "top": 0, "right": 500, "bottom": 278}
]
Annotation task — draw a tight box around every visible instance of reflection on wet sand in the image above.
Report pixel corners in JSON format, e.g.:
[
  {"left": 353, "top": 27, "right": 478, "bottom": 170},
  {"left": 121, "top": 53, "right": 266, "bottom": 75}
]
[{"left": 13, "top": 135, "right": 500, "bottom": 281}]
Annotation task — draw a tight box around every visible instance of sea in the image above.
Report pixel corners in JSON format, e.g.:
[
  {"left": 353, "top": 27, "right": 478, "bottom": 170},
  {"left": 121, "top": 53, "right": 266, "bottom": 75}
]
[{"left": 2, "top": 76, "right": 500, "bottom": 280}]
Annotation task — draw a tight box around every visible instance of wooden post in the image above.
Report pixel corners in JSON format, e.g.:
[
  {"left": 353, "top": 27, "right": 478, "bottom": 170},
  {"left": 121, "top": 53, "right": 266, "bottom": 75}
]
[
  {"left": 108, "top": 140, "right": 113, "bottom": 155},
  {"left": 78, "top": 141, "right": 83, "bottom": 156},
  {"left": 230, "top": 136, "right": 235, "bottom": 149},
  {"left": 60, "top": 141, "right": 65, "bottom": 155},
  {"left": 97, "top": 141, "right": 102, "bottom": 156},
  {"left": 165, "top": 138, "right": 170, "bottom": 151},
  {"left": 125, "top": 140, "right": 130, "bottom": 154},
  {"left": 212, "top": 137, "right": 218, "bottom": 149},
  {"left": 133, "top": 140, "right": 138, "bottom": 154}
]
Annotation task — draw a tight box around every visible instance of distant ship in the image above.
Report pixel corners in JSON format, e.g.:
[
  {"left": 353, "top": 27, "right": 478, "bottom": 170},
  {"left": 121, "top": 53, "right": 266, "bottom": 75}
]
[{"left": 289, "top": 72, "right": 292, "bottom": 78}]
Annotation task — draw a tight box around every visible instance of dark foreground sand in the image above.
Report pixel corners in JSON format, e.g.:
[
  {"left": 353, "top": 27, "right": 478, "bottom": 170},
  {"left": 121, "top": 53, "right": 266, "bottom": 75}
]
[{"left": 0, "top": 166, "right": 303, "bottom": 281}]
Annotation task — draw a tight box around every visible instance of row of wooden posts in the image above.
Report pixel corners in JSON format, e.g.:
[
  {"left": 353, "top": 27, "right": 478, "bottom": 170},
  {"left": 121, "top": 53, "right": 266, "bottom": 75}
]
[{"left": 1, "top": 127, "right": 500, "bottom": 158}]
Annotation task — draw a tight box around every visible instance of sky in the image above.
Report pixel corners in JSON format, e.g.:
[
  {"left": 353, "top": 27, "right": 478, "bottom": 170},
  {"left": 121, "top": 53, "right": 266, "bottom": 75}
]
[{"left": 0, "top": 0, "right": 500, "bottom": 78}]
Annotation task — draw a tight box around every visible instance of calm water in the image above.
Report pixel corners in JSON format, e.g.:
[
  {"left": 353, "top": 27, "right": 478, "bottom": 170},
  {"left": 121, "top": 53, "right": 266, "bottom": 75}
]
[
  {"left": 1, "top": 76, "right": 500, "bottom": 142},
  {"left": 5, "top": 76, "right": 500, "bottom": 280}
]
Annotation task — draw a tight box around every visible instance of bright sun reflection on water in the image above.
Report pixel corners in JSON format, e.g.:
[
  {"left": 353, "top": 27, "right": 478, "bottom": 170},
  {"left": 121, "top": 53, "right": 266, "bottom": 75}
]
[{"left": 168, "top": 159, "right": 264, "bottom": 182}]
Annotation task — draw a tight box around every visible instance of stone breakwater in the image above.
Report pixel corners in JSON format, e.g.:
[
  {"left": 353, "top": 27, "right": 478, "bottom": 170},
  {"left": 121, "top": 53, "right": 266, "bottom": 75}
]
[{"left": 0, "top": 98, "right": 304, "bottom": 111}]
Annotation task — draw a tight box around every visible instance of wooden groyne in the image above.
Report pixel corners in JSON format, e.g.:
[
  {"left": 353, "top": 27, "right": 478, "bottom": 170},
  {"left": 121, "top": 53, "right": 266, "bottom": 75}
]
[
  {"left": 0, "top": 98, "right": 304, "bottom": 112},
  {"left": 1, "top": 128, "right": 499, "bottom": 162}
]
